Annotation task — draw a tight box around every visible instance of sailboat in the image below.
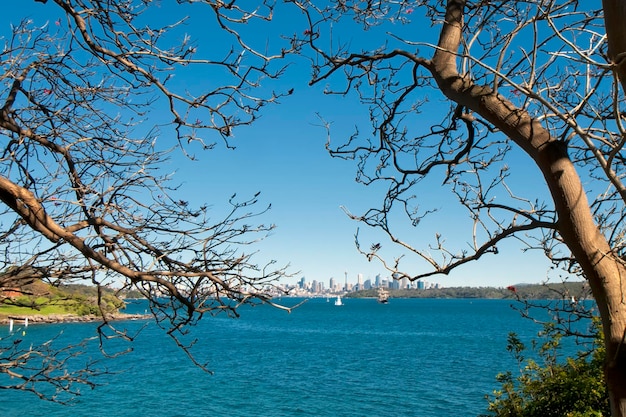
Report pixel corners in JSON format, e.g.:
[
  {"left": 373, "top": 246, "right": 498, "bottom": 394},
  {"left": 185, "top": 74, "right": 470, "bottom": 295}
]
[
  {"left": 334, "top": 295, "right": 343, "bottom": 306},
  {"left": 377, "top": 287, "right": 389, "bottom": 304}
]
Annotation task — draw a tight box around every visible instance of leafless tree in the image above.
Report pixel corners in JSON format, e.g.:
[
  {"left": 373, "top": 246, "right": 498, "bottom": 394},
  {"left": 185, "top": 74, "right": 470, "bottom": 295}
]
[
  {"left": 0, "top": 0, "right": 294, "bottom": 401},
  {"left": 290, "top": 0, "right": 626, "bottom": 415}
]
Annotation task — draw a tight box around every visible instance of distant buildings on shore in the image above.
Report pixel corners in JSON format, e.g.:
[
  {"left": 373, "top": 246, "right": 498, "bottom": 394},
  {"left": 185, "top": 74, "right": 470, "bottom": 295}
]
[{"left": 275, "top": 273, "right": 441, "bottom": 297}]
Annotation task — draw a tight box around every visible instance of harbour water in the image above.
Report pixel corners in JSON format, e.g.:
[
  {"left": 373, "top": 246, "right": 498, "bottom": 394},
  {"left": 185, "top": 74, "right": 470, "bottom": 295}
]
[{"left": 0, "top": 298, "right": 588, "bottom": 416}]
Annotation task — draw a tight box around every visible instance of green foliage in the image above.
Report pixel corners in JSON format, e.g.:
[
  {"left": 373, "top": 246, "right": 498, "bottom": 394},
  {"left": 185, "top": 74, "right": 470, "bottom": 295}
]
[
  {"left": 482, "top": 319, "right": 609, "bottom": 417},
  {"left": 0, "top": 281, "right": 126, "bottom": 317},
  {"left": 349, "top": 282, "right": 588, "bottom": 300}
]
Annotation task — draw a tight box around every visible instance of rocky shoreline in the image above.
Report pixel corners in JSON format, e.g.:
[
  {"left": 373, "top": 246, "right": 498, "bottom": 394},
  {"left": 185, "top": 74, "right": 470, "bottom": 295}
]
[{"left": 0, "top": 313, "right": 150, "bottom": 325}]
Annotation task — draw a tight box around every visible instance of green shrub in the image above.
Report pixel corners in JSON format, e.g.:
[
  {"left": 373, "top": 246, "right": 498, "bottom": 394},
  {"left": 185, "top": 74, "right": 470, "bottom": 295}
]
[{"left": 482, "top": 319, "right": 609, "bottom": 417}]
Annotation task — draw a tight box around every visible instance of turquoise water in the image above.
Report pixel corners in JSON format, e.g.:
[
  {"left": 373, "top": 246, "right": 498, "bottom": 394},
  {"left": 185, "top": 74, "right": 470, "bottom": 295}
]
[{"left": 0, "top": 298, "right": 584, "bottom": 416}]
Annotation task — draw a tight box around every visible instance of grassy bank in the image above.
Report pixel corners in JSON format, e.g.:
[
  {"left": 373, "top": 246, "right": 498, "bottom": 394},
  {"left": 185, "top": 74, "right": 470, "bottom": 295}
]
[{"left": 1, "top": 281, "right": 126, "bottom": 320}]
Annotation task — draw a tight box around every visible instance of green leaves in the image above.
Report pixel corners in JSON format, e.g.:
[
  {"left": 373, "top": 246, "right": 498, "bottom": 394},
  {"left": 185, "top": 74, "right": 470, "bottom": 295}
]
[{"left": 483, "top": 319, "right": 609, "bottom": 417}]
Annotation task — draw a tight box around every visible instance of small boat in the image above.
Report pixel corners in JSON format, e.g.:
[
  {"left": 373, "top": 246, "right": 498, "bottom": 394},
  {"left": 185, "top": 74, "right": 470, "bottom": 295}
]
[
  {"left": 377, "top": 287, "right": 389, "bottom": 304},
  {"left": 334, "top": 296, "right": 343, "bottom": 306}
]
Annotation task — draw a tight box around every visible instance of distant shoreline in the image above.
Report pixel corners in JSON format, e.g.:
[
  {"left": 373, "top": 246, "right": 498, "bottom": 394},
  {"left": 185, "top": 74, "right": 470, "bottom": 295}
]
[
  {"left": 285, "top": 282, "right": 591, "bottom": 300},
  {"left": 0, "top": 312, "right": 150, "bottom": 325}
]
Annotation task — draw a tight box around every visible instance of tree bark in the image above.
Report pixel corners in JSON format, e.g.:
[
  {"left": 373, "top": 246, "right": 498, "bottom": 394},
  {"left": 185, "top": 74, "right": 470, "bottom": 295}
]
[
  {"left": 601, "top": 2, "right": 626, "bottom": 415},
  {"left": 431, "top": 1, "right": 626, "bottom": 415},
  {"left": 603, "top": 0, "right": 626, "bottom": 93}
]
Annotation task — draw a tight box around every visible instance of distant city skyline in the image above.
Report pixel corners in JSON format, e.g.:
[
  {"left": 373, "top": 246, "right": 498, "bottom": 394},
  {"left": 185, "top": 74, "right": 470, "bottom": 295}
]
[{"left": 280, "top": 274, "right": 441, "bottom": 297}]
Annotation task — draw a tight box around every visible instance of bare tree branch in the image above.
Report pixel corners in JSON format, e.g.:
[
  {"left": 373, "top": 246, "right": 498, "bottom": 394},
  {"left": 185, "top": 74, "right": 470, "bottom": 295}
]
[
  {"left": 0, "top": 0, "right": 296, "bottom": 400},
  {"left": 291, "top": 1, "right": 626, "bottom": 414}
]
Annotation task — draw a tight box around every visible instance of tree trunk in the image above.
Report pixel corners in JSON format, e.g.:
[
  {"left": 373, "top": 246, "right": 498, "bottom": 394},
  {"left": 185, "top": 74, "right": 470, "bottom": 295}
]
[
  {"left": 603, "top": 0, "right": 626, "bottom": 93},
  {"left": 598, "top": 2, "right": 626, "bottom": 415},
  {"left": 537, "top": 139, "right": 626, "bottom": 417},
  {"left": 431, "top": 1, "right": 626, "bottom": 415}
]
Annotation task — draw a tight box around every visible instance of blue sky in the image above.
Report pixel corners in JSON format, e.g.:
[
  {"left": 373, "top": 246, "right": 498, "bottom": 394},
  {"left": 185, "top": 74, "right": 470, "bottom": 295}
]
[
  {"left": 5, "top": 1, "right": 563, "bottom": 288},
  {"left": 174, "top": 86, "right": 557, "bottom": 288}
]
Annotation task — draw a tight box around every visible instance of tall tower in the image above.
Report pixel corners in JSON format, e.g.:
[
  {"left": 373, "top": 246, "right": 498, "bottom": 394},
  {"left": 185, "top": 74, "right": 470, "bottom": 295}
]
[{"left": 344, "top": 271, "right": 348, "bottom": 292}]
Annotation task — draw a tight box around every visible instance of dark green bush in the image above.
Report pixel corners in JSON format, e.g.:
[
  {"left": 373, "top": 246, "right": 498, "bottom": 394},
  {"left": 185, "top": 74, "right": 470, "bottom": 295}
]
[{"left": 482, "top": 320, "right": 609, "bottom": 417}]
